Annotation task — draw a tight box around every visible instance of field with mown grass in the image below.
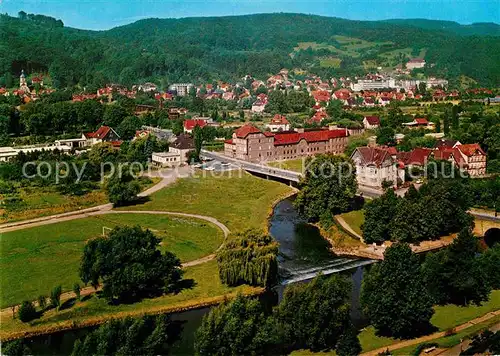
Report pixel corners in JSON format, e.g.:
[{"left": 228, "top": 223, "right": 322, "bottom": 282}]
[
  {"left": 0, "top": 177, "right": 160, "bottom": 224},
  {"left": 0, "top": 213, "right": 223, "bottom": 308},
  {"left": 121, "top": 171, "right": 294, "bottom": 231},
  {"left": 0, "top": 260, "right": 262, "bottom": 340},
  {"left": 267, "top": 158, "right": 306, "bottom": 173},
  {"left": 337, "top": 210, "right": 365, "bottom": 236}
]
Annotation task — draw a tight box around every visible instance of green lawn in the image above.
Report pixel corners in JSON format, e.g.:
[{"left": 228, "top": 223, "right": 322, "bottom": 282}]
[
  {"left": 0, "top": 213, "right": 223, "bottom": 308},
  {"left": 338, "top": 210, "right": 365, "bottom": 236},
  {"left": 359, "top": 290, "right": 500, "bottom": 352},
  {"left": 121, "top": 171, "right": 294, "bottom": 232},
  {"left": 0, "top": 260, "right": 262, "bottom": 339},
  {"left": 267, "top": 158, "right": 306, "bottom": 173}
]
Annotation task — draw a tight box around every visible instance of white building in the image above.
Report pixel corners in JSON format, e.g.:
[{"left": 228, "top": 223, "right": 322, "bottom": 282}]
[
  {"left": 152, "top": 134, "right": 194, "bottom": 167},
  {"left": 406, "top": 58, "right": 426, "bottom": 70},
  {"left": 266, "top": 115, "right": 290, "bottom": 132},
  {"left": 350, "top": 78, "right": 396, "bottom": 91},
  {"left": 169, "top": 83, "right": 194, "bottom": 97},
  {"left": 350, "top": 147, "right": 404, "bottom": 189}
]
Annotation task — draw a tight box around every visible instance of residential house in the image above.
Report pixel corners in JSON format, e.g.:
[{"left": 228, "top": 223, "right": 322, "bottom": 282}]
[
  {"left": 266, "top": 115, "right": 290, "bottom": 132},
  {"left": 183, "top": 119, "right": 208, "bottom": 133},
  {"left": 402, "top": 118, "right": 434, "bottom": 130},
  {"left": 83, "top": 126, "right": 122, "bottom": 147},
  {"left": 350, "top": 147, "right": 404, "bottom": 188},
  {"left": 363, "top": 116, "right": 380, "bottom": 129},
  {"left": 152, "top": 134, "right": 194, "bottom": 167},
  {"left": 406, "top": 58, "right": 426, "bottom": 70}
]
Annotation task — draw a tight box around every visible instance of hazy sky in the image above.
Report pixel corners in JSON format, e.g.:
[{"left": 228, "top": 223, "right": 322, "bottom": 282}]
[{"left": 1, "top": 0, "right": 499, "bottom": 30}]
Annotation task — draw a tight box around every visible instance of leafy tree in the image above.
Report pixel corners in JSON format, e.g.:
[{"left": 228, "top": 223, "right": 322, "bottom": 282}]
[
  {"left": 295, "top": 154, "right": 357, "bottom": 225},
  {"left": 73, "top": 283, "right": 81, "bottom": 300},
  {"left": 117, "top": 115, "right": 142, "bottom": 139},
  {"left": 362, "top": 189, "right": 399, "bottom": 244},
  {"left": 2, "top": 339, "right": 32, "bottom": 356},
  {"left": 422, "top": 228, "right": 490, "bottom": 305},
  {"left": 277, "top": 274, "right": 353, "bottom": 351},
  {"left": 18, "top": 301, "right": 37, "bottom": 322},
  {"left": 106, "top": 171, "right": 141, "bottom": 207},
  {"left": 375, "top": 127, "right": 395, "bottom": 146},
  {"left": 71, "top": 315, "right": 181, "bottom": 356},
  {"left": 336, "top": 325, "right": 362, "bottom": 356},
  {"left": 361, "top": 243, "right": 435, "bottom": 339},
  {"left": 103, "top": 104, "right": 129, "bottom": 127},
  {"left": 79, "top": 226, "right": 182, "bottom": 302},
  {"left": 50, "top": 285, "right": 62, "bottom": 309},
  {"left": 217, "top": 230, "right": 278, "bottom": 288},
  {"left": 480, "top": 244, "right": 500, "bottom": 289},
  {"left": 195, "top": 295, "right": 280, "bottom": 355},
  {"left": 37, "top": 295, "right": 47, "bottom": 310}
]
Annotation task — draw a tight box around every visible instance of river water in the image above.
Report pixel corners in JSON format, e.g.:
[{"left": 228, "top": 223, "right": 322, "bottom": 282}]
[{"left": 21, "top": 197, "right": 374, "bottom": 355}]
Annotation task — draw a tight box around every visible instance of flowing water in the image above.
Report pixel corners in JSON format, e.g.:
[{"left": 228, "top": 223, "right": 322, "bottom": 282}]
[{"left": 18, "top": 196, "right": 376, "bottom": 354}]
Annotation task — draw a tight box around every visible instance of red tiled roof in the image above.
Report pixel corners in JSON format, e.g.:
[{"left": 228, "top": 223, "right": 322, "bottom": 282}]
[
  {"left": 85, "top": 126, "right": 112, "bottom": 139},
  {"left": 184, "top": 119, "right": 208, "bottom": 131},
  {"left": 334, "top": 89, "right": 351, "bottom": 100},
  {"left": 415, "top": 118, "right": 428, "bottom": 125},
  {"left": 397, "top": 148, "right": 432, "bottom": 166},
  {"left": 354, "top": 147, "right": 393, "bottom": 167},
  {"left": 312, "top": 90, "right": 331, "bottom": 102},
  {"left": 271, "top": 114, "right": 289, "bottom": 125},
  {"left": 457, "top": 143, "right": 485, "bottom": 157},
  {"left": 224, "top": 139, "right": 233, "bottom": 144},
  {"left": 364, "top": 116, "right": 380, "bottom": 125},
  {"left": 273, "top": 129, "right": 347, "bottom": 146},
  {"left": 234, "top": 124, "right": 262, "bottom": 138}
]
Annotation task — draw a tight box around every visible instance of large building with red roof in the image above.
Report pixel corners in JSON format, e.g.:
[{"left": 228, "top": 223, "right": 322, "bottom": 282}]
[
  {"left": 224, "top": 124, "right": 348, "bottom": 162},
  {"left": 350, "top": 147, "right": 404, "bottom": 189}
]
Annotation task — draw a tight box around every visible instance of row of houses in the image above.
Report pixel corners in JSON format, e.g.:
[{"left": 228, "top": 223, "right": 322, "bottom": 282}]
[{"left": 351, "top": 139, "right": 487, "bottom": 189}]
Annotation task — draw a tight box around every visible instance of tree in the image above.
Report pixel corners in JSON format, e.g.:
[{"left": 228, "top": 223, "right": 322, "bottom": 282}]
[
  {"left": 71, "top": 315, "right": 181, "bottom": 356},
  {"left": 117, "top": 115, "right": 142, "bottom": 140},
  {"left": 423, "top": 227, "right": 491, "bottom": 306},
  {"left": 480, "top": 244, "right": 500, "bottom": 290},
  {"left": 103, "top": 104, "right": 129, "bottom": 127},
  {"left": 295, "top": 154, "right": 358, "bottom": 225},
  {"left": 361, "top": 243, "right": 434, "bottom": 339},
  {"left": 217, "top": 230, "right": 279, "bottom": 288},
  {"left": 106, "top": 171, "right": 141, "bottom": 207},
  {"left": 277, "top": 274, "right": 352, "bottom": 351},
  {"left": 37, "top": 295, "right": 47, "bottom": 310},
  {"left": 18, "top": 301, "right": 37, "bottom": 322},
  {"left": 376, "top": 127, "right": 396, "bottom": 146},
  {"left": 336, "top": 325, "right": 362, "bottom": 356},
  {"left": 50, "top": 285, "right": 62, "bottom": 309},
  {"left": 79, "top": 226, "right": 182, "bottom": 303},
  {"left": 2, "top": 339, "right": 32, "bottom": 356},
  {"left": 362, "top": 189, "right": 399, "bottom": 244},
  {"left": 73, "top": 283, "right": 81, "bottom": 300},
  {"left": 195, "top": 295, "right": 280, "bottom": 355}
]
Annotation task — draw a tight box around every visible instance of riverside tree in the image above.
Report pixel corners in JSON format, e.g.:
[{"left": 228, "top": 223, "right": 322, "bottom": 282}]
[
  {"left": 106, "top": 171, "right": 141, "bottom": 207},
  {"left": 295, "top": 154, "right": 357, "bottom": 225},
  {"left": 277, "top": 274, "right": 354, "bottom": 352},
  {"left": 217, "top": 229, "right": 279, "bottom": 288},
  {"left": 71, "top": 315, "right": 181, "bottom": 356},
  {"left": 361, "top": 243, "right": 435, "bottom": 339},
  {"left": 194, "top": 295, "right": 280, "bottom": 356},
  {"left": 79, "top": 226, "right": 182, "bottom": 303},
  {"left": 422, "top": 227, "right": 491, "bottom": 306}
]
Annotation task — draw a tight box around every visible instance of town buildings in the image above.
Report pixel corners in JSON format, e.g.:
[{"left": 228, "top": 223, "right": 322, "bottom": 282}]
[
  {"left": 363, "top": 116, "right": 380, "bottom": 130},
  {"left": 406, "top": 58, "right": 426, "bottom": 70},
  {"left": 350, "top": 147, "right": 405, "bottom": 189},
  {"left": 224, "top": 124, "right": 348, "bottom": 162},
  {"left": 168, "top": 83, "right": 194, "bottom": 97},
  {"left": 152, "top": 134, "right": 194, "bottom": 167},
  {"left": 266, "top": 115, "right": 290, "bottom": 132}
]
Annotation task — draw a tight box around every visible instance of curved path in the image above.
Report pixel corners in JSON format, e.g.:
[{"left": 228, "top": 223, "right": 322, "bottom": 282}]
[{"left": 0, "top": 166, "right": 231, "bottom": 316}]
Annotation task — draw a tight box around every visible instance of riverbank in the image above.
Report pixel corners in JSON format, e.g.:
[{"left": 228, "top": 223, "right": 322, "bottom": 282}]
[{"left": 0, "top": 260, "right": 263, "bottom": 341}]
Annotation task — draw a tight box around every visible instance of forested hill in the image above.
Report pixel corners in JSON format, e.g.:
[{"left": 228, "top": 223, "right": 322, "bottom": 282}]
[
  {"left": 1, "top": 12, "right": 500, "bottom": 89},
  {"left": 382, "top": 19, "right": 500, "bottom": 37}
]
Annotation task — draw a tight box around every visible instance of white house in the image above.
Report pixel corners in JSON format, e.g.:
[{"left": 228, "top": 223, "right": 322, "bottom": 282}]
[
  {"left": 363, "top": 116, "right": 380, "bottom": 130},
  {"left": 266, "top": 115, "right": 290, "bottom": 132},
  {"left": 350, "top": 147, "right": 404, "bottom": 189},
  {"left": 152, "top": 134, "right": 194, "bottom": 167}
]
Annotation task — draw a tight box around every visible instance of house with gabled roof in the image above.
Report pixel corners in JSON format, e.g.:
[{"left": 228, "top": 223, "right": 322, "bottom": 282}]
[
  {"left": 363, "top": 116, "right": 380, "bottom": 129},
  {"left": 266, "top": 115, "right": 290, "bottom": 132},
  {"left": 351, "top": 146, "right": 404, "bottom": 188}
]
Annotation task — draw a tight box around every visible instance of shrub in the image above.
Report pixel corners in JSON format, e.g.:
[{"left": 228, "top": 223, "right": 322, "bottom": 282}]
[{"left": 18, "top": 301, "right": 37, "bottom": 322}]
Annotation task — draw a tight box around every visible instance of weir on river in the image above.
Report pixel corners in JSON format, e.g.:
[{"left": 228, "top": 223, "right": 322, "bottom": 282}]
[{"left": 269, "top": 197, "right": 377, "bottom": 285}]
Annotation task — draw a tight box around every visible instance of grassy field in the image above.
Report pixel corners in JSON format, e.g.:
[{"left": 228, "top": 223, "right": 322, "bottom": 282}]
[
  {"left": 267, "top": 158, "right": 306, "bottom": 173},
  {"left": 121, "top": 171, "right": 294, "bottom": 232},
  {"left": 359, "top": 290, "right": 500, "bottom": 352},
  {"left": 0, "top": 260, "right": 262, "bottom": 340},
  {"left": 0, "top": 213, "right": 223, "bottom": 308},
  {"left": 0, "top": 177, "right": 160, "bottom": 223},
  {"left": 319, "top": 57, "right": 342, "bottom": 68},
  {"left": 338, "top": 210, "right": 365, "bottom": 236}
]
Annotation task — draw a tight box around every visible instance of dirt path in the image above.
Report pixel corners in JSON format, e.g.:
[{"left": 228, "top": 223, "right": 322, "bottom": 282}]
[{"left": 361, "top": 310, "right": 500, "bottom": 356}]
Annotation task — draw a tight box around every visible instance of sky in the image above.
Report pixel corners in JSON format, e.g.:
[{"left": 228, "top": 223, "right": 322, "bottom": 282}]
[{"left": 1, "top": 0, "right": 499, "bottom": 30}]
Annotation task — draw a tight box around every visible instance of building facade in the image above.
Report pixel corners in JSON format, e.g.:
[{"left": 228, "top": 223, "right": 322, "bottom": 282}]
[
  {"left": 351, "top": 147, "right": 404, "bottom": 188},
  {"left": 224, "top": 124, "right": 348, "bottom": 163}
]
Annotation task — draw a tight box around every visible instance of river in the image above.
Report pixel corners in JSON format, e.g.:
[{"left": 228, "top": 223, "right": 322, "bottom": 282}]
[{"left": 20, "top": 197, "right": 375, "bottom": 355}]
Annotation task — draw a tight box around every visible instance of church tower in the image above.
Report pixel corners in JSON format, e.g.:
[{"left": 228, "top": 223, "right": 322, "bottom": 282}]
[{"left": 19, "top": 70, "right": 30, "bottom": 93}]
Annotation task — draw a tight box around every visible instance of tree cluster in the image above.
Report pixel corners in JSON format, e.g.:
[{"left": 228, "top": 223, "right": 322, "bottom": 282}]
[
  {"left": 217, "top": 230, "right": 279, "bottom": 288},
  {"left": 362, "top": 180, "right": 473, "bottom": 244},
  {"left": 79, "top": 226, "right": 182, "bottom": 303}
]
